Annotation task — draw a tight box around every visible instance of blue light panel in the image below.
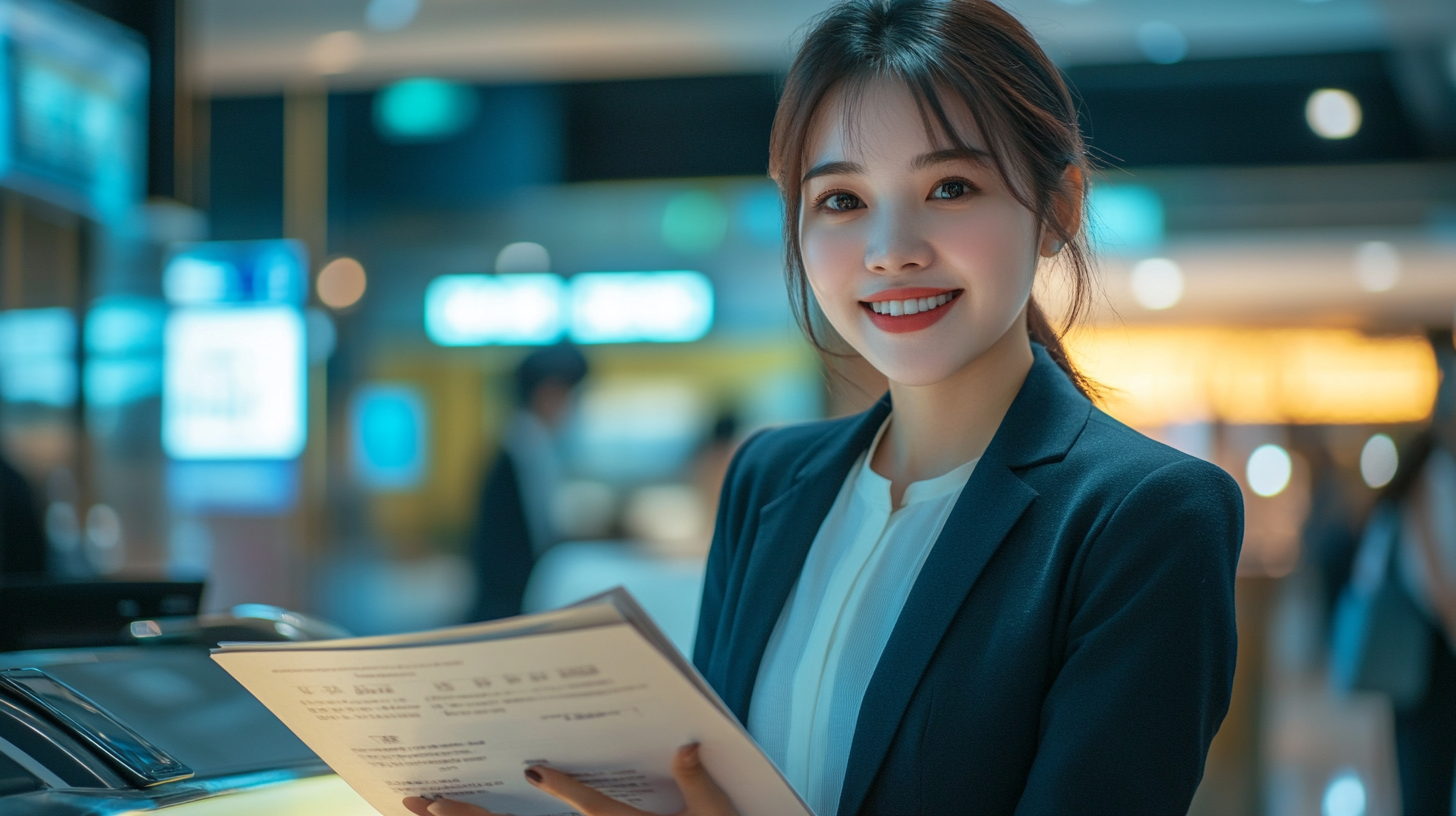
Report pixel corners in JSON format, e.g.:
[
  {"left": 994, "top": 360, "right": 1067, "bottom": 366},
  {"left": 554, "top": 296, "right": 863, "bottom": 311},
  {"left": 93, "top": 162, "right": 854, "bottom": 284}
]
[
  {"left": 163, "top": 240, "right": 308, "bottom": 307},
  {"left": 0, "top": 307, "right": 76, "bottom": 406},
  {"left": 569, "top": 271, "right": 714, "bottom": 344},
  {"left": 424, "top": 273, "right": 566, "bottom": 346}
]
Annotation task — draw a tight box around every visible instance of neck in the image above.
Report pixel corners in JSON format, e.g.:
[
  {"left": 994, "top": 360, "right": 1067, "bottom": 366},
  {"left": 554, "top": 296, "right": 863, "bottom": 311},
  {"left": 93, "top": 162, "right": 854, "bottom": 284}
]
[{"left": 871, "top": 313, "right": 1035, "bottom": 505}]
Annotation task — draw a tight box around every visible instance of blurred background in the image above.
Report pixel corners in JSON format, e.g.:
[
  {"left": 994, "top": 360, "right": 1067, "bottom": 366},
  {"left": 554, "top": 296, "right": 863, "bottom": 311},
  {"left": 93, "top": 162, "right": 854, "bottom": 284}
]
[{"left": 0, "top": 0, "right": 1451, "bottom": 813}]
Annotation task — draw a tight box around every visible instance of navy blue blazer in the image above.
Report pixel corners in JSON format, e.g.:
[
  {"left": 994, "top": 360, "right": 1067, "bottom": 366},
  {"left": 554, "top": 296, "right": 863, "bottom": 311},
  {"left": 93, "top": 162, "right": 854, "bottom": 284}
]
[{"left": 693, "top": 345, "right": 1243, "bottom": 816}]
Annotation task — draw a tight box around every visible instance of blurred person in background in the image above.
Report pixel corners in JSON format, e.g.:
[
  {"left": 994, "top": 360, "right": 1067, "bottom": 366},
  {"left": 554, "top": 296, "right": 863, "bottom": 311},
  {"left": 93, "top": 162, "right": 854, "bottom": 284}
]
[
  {"left": 0, "top": 451, "right": 46, "bottom": 577},
  {"left": 466, "top": 343, "right": 588, "bottom": 622},
  {"left": 408, "top": 1, "right": 1242, "bottom": 815},
  {"left": 1334, "top": 330, "right": 1456, "bottom": 816}
]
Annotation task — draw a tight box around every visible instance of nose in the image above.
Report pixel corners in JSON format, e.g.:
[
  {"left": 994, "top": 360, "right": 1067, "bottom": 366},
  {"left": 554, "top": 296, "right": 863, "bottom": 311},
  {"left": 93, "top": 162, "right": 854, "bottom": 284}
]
[{"left": 863, "top": 204, "right": 934, "bottom": 275}]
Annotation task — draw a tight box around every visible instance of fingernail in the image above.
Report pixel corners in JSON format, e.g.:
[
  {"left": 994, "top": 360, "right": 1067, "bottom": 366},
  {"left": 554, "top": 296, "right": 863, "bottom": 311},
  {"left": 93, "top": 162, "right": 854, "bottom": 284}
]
[
  {"left": 680, "top": 743, "right": 701, "bottom": 764},
  {"left": 525, "top": 768, "right": 543, "bottom": 783}
]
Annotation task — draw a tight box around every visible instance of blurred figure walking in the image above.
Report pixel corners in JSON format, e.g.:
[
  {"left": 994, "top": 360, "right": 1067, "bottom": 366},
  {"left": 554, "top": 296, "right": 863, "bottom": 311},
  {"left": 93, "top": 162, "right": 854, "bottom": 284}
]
[
  {"left": 1333, "top": 330, "right": 1456, "bottom": 816},
  {"left": 467, "top": 343, "right": 588, "bottom": 621}
]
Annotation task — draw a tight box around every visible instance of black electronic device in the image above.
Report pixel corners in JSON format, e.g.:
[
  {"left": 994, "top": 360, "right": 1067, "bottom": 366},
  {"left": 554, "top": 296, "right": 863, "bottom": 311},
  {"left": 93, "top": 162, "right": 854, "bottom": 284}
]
[
  {"left": 0, "top": 580, "right": 204, "bottom": 652},
  {"left": 0, "top": 668, "right": 194, "bottom": 786}
]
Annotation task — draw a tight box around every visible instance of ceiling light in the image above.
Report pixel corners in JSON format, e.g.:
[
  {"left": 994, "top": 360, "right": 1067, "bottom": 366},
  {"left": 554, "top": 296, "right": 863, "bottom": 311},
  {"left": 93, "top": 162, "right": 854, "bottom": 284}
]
[
  {"left": 1352, "top": 241, "right": 1400, "bottom": 292},
  {"left": 373, "top": 78, "right": 477, "bottom": 142},
  {"left": 1130, "top": 257, "right": 1184, "bottom": 310},
  {"left": 1306, "top": 89, "right": 1361, "bottom": 139}
]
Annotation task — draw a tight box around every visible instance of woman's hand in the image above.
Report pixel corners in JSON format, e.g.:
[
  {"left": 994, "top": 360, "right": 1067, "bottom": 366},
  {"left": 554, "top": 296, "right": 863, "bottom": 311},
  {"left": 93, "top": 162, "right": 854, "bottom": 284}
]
[{"left": 401, "top": 744, "right": 738, "bottom": 816}]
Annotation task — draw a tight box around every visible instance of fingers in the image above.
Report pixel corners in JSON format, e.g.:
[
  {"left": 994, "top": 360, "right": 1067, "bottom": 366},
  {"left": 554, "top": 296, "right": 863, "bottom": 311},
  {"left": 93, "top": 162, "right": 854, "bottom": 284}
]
[
  {"left": 526, "top": 765, "right": 646, "bottom": 816},
  {"left": 670, "top": 745, "right": 737, "bottom": 816},
  {"left": 399, "top": 796, "right": 501, "bottom": 816}
]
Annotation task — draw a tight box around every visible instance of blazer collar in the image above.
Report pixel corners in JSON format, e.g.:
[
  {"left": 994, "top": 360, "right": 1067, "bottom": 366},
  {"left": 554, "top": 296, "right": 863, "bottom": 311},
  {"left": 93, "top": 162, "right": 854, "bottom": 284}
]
[{"left": 836, "top": 345, "right": 1091, "bottom": 815}]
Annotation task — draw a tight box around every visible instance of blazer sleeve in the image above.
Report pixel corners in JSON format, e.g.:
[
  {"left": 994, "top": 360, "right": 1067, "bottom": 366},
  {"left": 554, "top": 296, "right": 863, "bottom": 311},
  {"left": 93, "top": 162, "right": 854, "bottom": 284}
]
[{"left": 1015, "top": 458, "right": 1243, "bottom": 816}]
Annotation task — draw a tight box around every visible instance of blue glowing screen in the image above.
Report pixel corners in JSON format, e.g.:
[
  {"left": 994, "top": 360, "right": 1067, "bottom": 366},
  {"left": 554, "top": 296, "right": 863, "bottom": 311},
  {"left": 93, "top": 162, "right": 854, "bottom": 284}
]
[
  {"left": 351, "top": 384, "right": 427, "bottom": 491},
  {"left": 163, "top": 240, "right": 308, "bottom": 307}
]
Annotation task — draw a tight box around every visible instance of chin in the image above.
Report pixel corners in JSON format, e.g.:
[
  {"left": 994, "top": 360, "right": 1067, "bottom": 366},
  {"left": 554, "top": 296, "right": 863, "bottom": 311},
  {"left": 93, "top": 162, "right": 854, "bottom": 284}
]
[{"left": 858, "top": 345, "right": 980, "bottom": 388}]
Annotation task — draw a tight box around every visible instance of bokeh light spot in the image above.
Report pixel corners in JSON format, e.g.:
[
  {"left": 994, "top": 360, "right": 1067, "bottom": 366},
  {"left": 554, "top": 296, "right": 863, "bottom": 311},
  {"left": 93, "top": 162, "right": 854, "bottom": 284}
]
[
  {"left": 661, "top": 190, "right": 729, "bottom": 255},
  {"left": 1360, "top": 433, "right": 1398, "bottom": 489},
  {"left": 1322, "top": 771, "right": 1367, "bottom": 816},
  {"left": 1353, "top": 241, "right": 1400, "bottom": 292},
  {"left": 1130, "top": 257, "right": 1184, "bottom": 310},
  {"left": 317, "top": 257, "right": 367, "bottom": 310},
  {"left": 1307, "top": 89, "right": 1362, "bottom": 139},
  {"left": 374, "top": 78, "right": 478, "bottom": 142},
  {"left": 1247, "top": 444, "right": 1293, "bottom": 497}
]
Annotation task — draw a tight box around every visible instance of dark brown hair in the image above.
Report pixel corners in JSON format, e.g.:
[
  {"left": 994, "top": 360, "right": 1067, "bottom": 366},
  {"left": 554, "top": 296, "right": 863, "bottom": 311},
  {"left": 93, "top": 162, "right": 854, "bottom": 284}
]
[{"left": 769, "top": 0, "right": 1096, "bottom": 394}]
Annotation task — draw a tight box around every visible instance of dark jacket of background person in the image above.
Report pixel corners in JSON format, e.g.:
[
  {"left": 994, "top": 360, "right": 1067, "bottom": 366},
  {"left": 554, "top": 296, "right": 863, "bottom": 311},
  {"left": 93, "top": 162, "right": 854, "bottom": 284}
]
[
  {"left": 467, "top": 343, "right": 587, "bottom": 622},
  {"left": 0, "top": 455, "right": 46, "bottom": 576},
  {"left": 694, "top": 346, "right": 1244, "bottom": 816}
]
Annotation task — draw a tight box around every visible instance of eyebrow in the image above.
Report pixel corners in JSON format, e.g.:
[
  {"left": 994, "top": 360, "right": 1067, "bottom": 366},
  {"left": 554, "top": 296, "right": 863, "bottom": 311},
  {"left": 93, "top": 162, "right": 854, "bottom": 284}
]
[{"left": 801, "top": 147, "right": 993, "bottom": 185}]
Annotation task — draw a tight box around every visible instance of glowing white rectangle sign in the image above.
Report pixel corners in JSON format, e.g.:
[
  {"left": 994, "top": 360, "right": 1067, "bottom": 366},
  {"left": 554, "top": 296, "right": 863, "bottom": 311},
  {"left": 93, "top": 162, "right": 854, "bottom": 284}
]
[
  {"left": 569, "top": 271, "right": 713, "bottom": 344},
  {"left": 163, "top": 307, "right": 306, "bottom": 460},
  {"left": 425, "top": 274, "right": 565, "bottom": 346}
]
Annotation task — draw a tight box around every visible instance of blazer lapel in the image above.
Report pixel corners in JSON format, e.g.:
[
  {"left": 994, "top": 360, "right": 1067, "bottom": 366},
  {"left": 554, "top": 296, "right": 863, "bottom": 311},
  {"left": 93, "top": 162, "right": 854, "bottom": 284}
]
[
  {"left": 718, "top": 398, "right": 891, "bottom": 723},
  {"left": 837, "top": 346, "right": 1092, "bottom": 816}
]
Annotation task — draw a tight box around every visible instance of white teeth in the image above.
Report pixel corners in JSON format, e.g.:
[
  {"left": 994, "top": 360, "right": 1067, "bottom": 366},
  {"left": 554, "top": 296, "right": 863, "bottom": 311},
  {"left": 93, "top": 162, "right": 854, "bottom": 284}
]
[{"left": 868, "top": 292, "right": 955, "bottom": 316}]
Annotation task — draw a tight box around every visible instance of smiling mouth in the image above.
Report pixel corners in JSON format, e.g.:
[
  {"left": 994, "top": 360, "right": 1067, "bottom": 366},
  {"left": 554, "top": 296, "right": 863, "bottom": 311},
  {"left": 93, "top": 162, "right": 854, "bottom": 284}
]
[{"left": 861, "top": 289, "right": 962, "bottom": 317}]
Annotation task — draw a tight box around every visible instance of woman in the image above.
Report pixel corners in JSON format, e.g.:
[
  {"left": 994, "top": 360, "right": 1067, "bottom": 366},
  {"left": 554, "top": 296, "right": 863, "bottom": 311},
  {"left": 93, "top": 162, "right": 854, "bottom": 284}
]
[{"left": 407, "top": 1, "right": 1242, "bottom": 814}]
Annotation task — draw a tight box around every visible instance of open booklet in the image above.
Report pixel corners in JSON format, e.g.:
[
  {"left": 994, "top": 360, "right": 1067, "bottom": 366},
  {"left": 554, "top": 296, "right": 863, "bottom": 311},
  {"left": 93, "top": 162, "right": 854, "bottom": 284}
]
[{"left": 211, "top": 588, "right": 813, "bottom": 816}]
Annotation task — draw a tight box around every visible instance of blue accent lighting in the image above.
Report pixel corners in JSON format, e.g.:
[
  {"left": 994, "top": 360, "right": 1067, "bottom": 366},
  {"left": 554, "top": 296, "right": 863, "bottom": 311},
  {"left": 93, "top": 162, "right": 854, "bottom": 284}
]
[
  {"left": 351, "top": 384, "right": 428, "bottom": 491},
  {"left": 374, "top": 78, "right": 479, "bottom": 143},
  {"left": 164, "top": 240, "right": 308, "bottom": 306},
  {"left": 1088, "top": 185, "right": 1165, "bottom": 254},
  {"left": 0, "top": 308, "right": 77, "bottom": 407}
]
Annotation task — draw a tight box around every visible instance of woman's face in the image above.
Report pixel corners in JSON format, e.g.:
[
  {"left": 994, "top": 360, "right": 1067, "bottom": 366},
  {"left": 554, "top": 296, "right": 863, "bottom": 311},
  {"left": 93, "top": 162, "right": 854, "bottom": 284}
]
[{"left": 799, "top": 80, "right": 1047, "bottom": 387}]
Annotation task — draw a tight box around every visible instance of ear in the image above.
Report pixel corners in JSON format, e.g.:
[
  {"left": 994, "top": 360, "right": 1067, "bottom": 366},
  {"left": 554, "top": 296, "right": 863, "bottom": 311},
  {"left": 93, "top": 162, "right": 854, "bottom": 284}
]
[{"left": 1039, "top": 164, "right": 1085, "bottom": 258}]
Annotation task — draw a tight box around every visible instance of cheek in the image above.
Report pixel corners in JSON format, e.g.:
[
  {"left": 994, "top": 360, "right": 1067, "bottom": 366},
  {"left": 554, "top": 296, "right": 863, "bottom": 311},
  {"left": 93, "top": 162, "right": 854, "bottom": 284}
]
[
  {"left": 801, "top": 223, "right": 865, "bottom": 309},
  {"left": 931, "top": 205, "right": 1039, "bottom": 294}
]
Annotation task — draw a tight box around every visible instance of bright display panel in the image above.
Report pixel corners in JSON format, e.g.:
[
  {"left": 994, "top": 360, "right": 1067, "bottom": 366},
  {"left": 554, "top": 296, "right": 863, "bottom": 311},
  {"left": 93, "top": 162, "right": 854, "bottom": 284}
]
[
  {"left": 569, "top": 271, "right": 714, "bottom": 344},
  {"left": 162, "top": 306, "right": 306, "bottom": 460},
  {"left": 423, "top": 271, "right": 715, "bottom": 346},
  {"left": 163, "top": 240, "right": 308, "bottom": 307},
  {"left": 0, "top": 307, "right": 76, "bottom": 406},
  {"left": 0, "top": 0, "right": 148, "bottom": 225},
  {"left": 424, "top": 273, "right": 566, "bottom": 346}
]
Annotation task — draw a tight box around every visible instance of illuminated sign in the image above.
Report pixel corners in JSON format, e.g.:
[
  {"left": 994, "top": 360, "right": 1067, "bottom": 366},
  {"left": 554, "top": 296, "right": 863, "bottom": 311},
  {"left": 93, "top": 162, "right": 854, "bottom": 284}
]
[
  {"left": 424, "top": 273, "right": 566, "bottom": 346},
  {"left": 1088, "top": 185, "right": 1164, "bottom": 254},
  {"left": 569, "top": 271, "right": 713, "bottom": 344},
  {"left": 0, "top": 0, "right": 148, "bottom": 225},
  {"left": 424, "top": 271, "right": 714, "bottom": 346},
  {"left": 163, "top": 240, "right": 308, "bottom": 306},
  {"left": 0, "top": 307, "right": 75, "bottom": 406},
  {"left": 350, "top": 384, "right": 427, "bottom": 491},
  {"left": 162, "top": 306, "right": 306, "bottom": 460}
]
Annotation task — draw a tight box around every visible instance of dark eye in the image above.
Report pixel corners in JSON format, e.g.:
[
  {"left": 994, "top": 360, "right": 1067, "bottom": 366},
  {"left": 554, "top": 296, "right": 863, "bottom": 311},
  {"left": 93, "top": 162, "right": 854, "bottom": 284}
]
[
  {"left": 931, "top": 180, "right": 971, "bottom": 200},
  {"left": 820, "top": 191, "right": 863, "bottom": 212}
]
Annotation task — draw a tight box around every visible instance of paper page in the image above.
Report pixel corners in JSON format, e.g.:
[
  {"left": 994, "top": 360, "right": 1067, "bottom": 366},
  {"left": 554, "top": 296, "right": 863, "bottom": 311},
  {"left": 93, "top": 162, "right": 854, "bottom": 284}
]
[{"left": 213, "top": 623, "right": 811, "bottom": 816}]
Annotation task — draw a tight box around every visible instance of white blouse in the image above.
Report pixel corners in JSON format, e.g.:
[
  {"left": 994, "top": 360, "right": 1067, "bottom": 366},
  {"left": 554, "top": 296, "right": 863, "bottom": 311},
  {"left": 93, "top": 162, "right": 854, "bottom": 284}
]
[{"left": 747, "top": 419, "right": 979, "bottom": 816}]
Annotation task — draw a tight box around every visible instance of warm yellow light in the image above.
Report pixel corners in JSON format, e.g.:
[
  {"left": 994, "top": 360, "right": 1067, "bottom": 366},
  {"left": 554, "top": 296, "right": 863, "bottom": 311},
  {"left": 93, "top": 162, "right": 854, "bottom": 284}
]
[
  {"left": 317, "top": 257, "right": 368, "bottom": 310},
  {"left": 118, "top": 774, "right": 377, "bottom": 816},
  {"left": 1066, "top": 327, "right": 1438, "bottom": 427}
]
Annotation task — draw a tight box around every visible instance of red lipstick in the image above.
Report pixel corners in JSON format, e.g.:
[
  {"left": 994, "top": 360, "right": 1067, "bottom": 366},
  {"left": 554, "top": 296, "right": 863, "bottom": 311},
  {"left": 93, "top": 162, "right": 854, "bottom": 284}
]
[{"left": 860, "top": 288, "right": 961, "bottom": 334}]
